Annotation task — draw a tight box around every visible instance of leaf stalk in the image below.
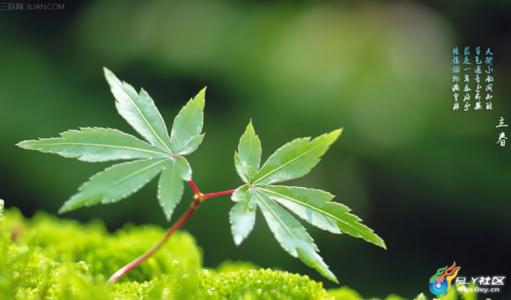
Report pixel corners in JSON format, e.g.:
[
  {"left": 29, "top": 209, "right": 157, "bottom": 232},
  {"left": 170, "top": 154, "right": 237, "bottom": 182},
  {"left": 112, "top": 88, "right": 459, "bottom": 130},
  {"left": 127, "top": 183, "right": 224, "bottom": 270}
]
[{"left": 107, "top": 179, "right": 234, "bottom": 283}]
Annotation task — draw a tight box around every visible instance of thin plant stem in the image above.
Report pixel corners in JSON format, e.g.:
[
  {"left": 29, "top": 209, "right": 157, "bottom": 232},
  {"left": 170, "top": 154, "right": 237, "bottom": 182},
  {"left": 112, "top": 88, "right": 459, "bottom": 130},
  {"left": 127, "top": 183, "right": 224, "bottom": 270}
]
[
  {"left": 202, "top": 189, "right": 235, "bottom": 199},
  {"left": 107, "top": 179, "right": 235, "bottom": 284},
  {"left": 188, "top": 180, "right": 201, "bottom": 195},
  {"left": 107, "top": 197, "right": 201, "bottom": 284}
]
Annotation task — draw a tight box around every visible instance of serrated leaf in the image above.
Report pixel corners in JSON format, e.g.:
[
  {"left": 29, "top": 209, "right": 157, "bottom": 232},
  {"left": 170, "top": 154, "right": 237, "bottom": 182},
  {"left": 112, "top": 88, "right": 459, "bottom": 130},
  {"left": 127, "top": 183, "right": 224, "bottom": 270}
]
[
  {"left": 257, "top": 186, "right": 340, "bottom": 234},
  {"left": 253, "top": 129, "right": 342, "bottom": 185},
  {"left": 20, "top": 68, "right": 206, "bottom": 220},
  {"left": 170, "top": 88, "right": 206, "bottom": 155},
  {"left": 176, "top": 134, "right": 205, "bottom": 156},
  {"left": 175, "top": 156, "right": 192, "bottom": 181},
  {"left": 229, "top": 186, "right": 256, "bottom": 245},
  {"left": 230, "top": 126, "right": 384, "bottom": 281},
  {"left": 17, "top": 127, "right": 166, "bottom": 162},
  {"left": 259, "top": 185, "right": 386, "bottom": 248},
  {"left": 234, "top": 121, "right": 262, "bottom": 183},
  {"left": 157, "top": 159, "right": 185, "bottom": 221},
  {"left": 157, "top": 156, "right": 192, "bottom": 221},
  {"left": 103, "top": 68, "right": 172, "bottom": 153},
  {"left": 59, "top": 159, "right": 165, "bottom": 213},
  {"left": 254, "top": 189, "right": 338, "bottom": 283}
]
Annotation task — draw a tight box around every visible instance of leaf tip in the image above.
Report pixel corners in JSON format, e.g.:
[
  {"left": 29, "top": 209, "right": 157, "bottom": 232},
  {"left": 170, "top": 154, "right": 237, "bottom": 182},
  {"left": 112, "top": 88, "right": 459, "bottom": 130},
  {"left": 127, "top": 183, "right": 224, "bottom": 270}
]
[
  {"left": 102, "top": 66, "right": 113, "bottom": 77},
  {"left": 380, "top": 240, "right": 388, "bottom": 250},
  {"left": 246, "top": 119, "right": 255, "bottom": 131},
  {"left": 313, "top": 258, "right": 339, "bottom": 284},
  {"left": 16, "top": 140, "right": 29, "bottom": 149},
  {"left": 195, "top": 87, "right": 207, "bottom": 104},
  {"left": 233, "top": 235, "right": 243, "bottom": 246},
  {"left": 323, "top": 266, "right": 339, "bottom": 284},
  {"left": 330, "top": 128, "right": 343, "bottom": 140},
  {"left": 59, "top": 196, "right": 80, "bottom": 214},
  {"left": 164, "top": 211, "right": 172, "bottom": 222},
  {"left": 58, "top": 203, "right": 70, "bottom": 214},
  {"left": 58, "top": 192, "right": 87, "bottom": 214},
  {"left": 369, "top": 234, "right": 387, "bottom": 250},
  {"left": 331, "top": 275, "right": 340, "bottom": 284},
  {"left": 103, "top": 67, "right": 119, "bottom": 87},
  {"left": 244, "top": 120, "right": 261, "bottom": 142}
]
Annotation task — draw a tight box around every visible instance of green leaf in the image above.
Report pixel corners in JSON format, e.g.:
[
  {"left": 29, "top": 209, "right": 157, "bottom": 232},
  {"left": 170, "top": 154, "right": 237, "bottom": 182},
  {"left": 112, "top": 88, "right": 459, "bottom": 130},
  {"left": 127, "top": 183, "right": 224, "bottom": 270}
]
[
  {"left": 176, "top": 134, "right": 205, "bottom": 156},
  {"left": 103, "top": 68, "right": 172, "bottom": 153},
  {"left": 59, "top": 159, "right": 166, "bottom": 213},
  {"left": 253, "top": 129, "right": 342, "bottom": 185},
  {"left": 0, "top": 199, "right": 4, "bottom": 218},
  {"left": 170, "top": 88, "right": 206, "bottom": 155},
  {"left": 258, "top": 186, "right": 386, "bottom": 248},
  {"left": 229, "top": 186, "right": 257, "bottom": 245},
  {"left": 19, "top": 68, "right": 207, "bottom": 220},
  {"left": 157, "top": 156, "right": 192, "bottom": 220},
  {"left": 234, "top": 121, "right": 262, "bottom": 183},
  {"left": 17, "top": 127, "right": 166, "bottom": 162},
  {"left": 231, "top": 126, "right": 385, "bottom": 281},
  {"left": 257, "top": 186, "right": 340, "bottom": 234},
  {"left": 175, "top": 156, "right": 192, "bottom": 181},
  {"left": 157, "top": 160, "right": 185, "bottom": 221},
  {"left": 254, "top": 189, "right": 338, "bottom": 283}
]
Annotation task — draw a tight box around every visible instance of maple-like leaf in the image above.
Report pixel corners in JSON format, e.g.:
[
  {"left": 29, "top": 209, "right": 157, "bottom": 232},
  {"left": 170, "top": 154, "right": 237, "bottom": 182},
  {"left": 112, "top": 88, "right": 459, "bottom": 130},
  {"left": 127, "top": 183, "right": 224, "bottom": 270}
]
[
  {"left": 17, "top": 68, "right": 206, "bottom": 221},
  {"left": 230, "top": 122, "right": 386, "bottom": 283}
]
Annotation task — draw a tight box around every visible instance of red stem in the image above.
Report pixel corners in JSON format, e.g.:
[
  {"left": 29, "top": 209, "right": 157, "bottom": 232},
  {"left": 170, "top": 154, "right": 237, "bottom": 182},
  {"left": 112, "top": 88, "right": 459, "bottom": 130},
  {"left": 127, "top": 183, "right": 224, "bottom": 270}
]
[
  {"left": 107, "top": 179, "right": 235, "bottom": 284},
  {"left": 202, "top": 189, "right": 235, "bottom": 199},
  {"left": 188, "top": 180, "right": 201, "bottom": 195},
  {"left": 107, "top": 198, "right": 201, "bottom": 284}
]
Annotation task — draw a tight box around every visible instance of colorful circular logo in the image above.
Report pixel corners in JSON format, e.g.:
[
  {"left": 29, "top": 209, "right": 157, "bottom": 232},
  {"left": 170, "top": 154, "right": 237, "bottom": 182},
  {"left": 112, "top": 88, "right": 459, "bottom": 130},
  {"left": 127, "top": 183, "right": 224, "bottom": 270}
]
[{"left": 429, "top": 262, "right": 461, "bottom": 296}]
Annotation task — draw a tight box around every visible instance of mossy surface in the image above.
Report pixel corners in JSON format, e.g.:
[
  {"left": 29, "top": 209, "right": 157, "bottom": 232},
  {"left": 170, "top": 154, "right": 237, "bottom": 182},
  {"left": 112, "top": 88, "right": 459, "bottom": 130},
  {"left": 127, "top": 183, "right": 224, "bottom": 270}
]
[{"left": 0, "top": 209, "right": 476, "bottom": 300}]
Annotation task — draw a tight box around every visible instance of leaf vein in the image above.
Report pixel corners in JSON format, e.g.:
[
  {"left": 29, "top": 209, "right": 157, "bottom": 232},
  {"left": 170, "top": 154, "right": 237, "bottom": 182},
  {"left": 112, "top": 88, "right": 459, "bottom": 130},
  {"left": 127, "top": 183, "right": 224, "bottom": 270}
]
[
  {"left": 257, "top": 187, "right": 361, "bottom": 234},
  {"left": 33, "top": 141, "right": 167, "bottom": 156},
  {"left": 116, "top": 86, "right": 171, "bottom": 153},
  {"left": 254, "top": 141, "right": 321, "bottom": 184}
]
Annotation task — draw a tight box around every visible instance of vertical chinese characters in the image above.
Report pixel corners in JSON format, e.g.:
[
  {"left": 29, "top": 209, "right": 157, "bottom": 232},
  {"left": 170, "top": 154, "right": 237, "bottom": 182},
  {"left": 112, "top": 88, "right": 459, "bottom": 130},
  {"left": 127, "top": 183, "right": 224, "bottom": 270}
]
[
  {"left": 452, "top": 47, "right": 460, "bottom": 111},
  {"left": 485, "top": 48, "right": 494, "bottom": 110},
  {"left": 496, "top": 116, "right": 508, "bottom": 147},
  {"left": 462, "top": 46, "right": 471, "bottom": 111},
  {"left": 451, "top": 47, "right": 494, "bottom": 111},
  {"left": 474, "top": 47, "right": 482, "bottom": 110}
]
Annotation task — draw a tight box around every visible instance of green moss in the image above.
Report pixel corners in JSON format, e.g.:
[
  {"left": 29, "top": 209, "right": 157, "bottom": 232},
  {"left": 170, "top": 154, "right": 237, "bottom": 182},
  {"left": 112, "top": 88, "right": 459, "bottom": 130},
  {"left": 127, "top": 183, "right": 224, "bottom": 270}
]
[
  {"left": 327, "top": 286, "right": 364, "bottom": 300},
  {"left": 0, "top": 209, "right": 478, "bottom": 299},
  {"left": 198, "top": 268, "right": 328, "bottom": 300},
  {"left": 1, "top": 209, "right": 200, "bottom": 299}
]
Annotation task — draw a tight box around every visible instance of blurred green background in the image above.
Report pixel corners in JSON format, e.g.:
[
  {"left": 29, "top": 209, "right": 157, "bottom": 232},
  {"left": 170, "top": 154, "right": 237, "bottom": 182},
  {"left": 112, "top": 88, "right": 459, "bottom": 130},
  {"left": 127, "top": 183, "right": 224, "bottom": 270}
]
[{"left": 1, "top": 0, "right": 510, "bottom": 298}]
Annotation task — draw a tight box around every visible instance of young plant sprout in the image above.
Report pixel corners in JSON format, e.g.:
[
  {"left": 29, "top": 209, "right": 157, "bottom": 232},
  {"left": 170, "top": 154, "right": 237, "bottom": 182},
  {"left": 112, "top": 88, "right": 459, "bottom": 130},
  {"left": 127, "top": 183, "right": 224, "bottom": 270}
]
[{"left": 17, "top": 68, "right": 386, "bottom": 284}]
